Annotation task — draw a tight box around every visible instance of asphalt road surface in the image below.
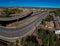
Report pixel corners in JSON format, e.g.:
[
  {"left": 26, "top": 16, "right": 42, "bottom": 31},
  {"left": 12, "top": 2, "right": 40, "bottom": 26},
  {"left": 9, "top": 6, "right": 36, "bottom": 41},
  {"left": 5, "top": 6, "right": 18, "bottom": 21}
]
[
  {"left": 0, "top": 11, "right": 49, "bottom": 38},
  {"left": 0, "top": 10, "right": 32, "bottom": 21}
]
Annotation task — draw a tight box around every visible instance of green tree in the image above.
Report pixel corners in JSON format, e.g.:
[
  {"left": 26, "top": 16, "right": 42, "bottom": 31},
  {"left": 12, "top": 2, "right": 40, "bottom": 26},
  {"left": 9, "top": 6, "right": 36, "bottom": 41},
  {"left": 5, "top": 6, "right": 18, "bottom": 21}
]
[
  {"left": 21, "top": 36, "right": 39, "bottom": 46},
  {"left": 45, "top": 15, "right": 53, "bottom": 21},
  {"left": 37, "top": 28, "right": 58, "bottom": 46},
  {"left": 8, "top": 43, "right": 13, "bottom": 46},
  {"left": 16, "top": 40, "right": 19, "bottom": 46}
]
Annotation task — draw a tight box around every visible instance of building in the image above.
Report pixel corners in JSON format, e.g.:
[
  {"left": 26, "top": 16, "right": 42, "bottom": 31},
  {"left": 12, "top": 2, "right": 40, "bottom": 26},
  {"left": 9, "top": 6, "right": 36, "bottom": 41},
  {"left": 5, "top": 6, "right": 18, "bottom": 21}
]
[
  {"left": 53, "top": 20, "right": 60, "bottom": 34},
  {"left": 45, "top": 21, "right": 54, "bottom": 30},
  {"left": 55, "top": 30, "right": 60, "bottom": 34},
  {"left": 54, "top": 30, "right": 60, "bottom": 39},
  {"left": 54, "top": 21, "right": 60, "bottom": 29}
]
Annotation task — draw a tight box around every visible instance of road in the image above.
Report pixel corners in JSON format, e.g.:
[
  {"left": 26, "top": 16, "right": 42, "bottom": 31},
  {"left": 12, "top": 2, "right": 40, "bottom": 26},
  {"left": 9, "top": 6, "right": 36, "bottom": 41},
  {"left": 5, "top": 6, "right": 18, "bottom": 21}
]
[
  {"left": 0, "top": 10, "right": 32, "bottom": 21},
  {"left": 0, "top": 11, "right": 49, "bottom": 39}
]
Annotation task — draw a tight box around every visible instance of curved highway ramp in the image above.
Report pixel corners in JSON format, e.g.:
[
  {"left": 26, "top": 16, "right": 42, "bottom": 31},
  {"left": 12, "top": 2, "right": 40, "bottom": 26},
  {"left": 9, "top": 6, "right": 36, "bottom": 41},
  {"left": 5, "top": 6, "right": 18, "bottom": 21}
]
[{"left": 0, "top": 11, "right": 49, "bottom": 42}]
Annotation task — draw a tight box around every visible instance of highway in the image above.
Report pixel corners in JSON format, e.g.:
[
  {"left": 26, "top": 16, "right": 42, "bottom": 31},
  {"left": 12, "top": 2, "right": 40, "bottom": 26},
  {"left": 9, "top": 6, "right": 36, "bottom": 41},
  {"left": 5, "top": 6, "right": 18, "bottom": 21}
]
[
  {"left": 0, "top": 11, "right": 49, "bottom": 39},
  {"left": 0, "top": 10, "right": 32, "bottom": 21},
  {"left": 0, "top": 11, "right": 44, "bottom": 29}
]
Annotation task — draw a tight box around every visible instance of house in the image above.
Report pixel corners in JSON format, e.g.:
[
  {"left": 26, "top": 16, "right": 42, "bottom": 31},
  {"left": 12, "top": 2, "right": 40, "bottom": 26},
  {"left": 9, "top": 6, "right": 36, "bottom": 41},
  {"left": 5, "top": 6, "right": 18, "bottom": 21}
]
[
  {"left": 54, "top": 21, "right": 60, "bottom": 29},
  {"left": 55, "top": 30, "right": 60, "bottom": 34},
  {"left": 54, "top": 30, "right": 60, "bottom": 39},
  {"left": 45, "top": 21, "right": 54, "bottom": 30},
  {"left": 54, "top": 21, "right": 60, "bottom": 33}
]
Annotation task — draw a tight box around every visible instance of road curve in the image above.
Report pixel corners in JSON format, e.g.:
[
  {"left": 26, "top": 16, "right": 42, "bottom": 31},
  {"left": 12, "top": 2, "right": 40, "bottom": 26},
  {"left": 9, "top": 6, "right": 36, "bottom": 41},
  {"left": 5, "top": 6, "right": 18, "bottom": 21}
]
[
  {"left": 0, "top": 11, "right": 44, "bottom": 29},
  {"left": 0, "top": 11, "right": 49, "bottom": 40},
  {"left": 0, "top": 10, "right": 32, "bottom": 21}
]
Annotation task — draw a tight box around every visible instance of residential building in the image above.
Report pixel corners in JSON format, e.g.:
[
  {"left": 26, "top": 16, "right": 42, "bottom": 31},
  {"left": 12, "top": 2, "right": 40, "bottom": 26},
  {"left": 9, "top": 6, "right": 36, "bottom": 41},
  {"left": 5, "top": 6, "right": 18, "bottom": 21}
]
[
  {"left": 54, "top": 21, "right": 60, "bottom": 29},
  {"left": 45, "top": 21, "right": 54, "bottom": 30}
]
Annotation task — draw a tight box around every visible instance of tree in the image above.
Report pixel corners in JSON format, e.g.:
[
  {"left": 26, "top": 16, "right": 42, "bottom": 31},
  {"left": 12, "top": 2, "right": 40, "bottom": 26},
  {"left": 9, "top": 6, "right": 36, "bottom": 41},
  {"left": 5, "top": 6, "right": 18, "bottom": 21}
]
[
  {"left": 37, "top": 28, "right": 58, "bottom": 46},
  {"left": 55, "top": 39, "right": 60, "bottom": 46},
  {"left": 16, "top": 40, "right": 19, "bottom": 46},
  {"left": 8, "top": 43, "right": 13, "bottom": 46},
  {"left": 41, "top": 19, "right": 45, "bottom": 25},
  {"left": 21, "top": 36, "right": 39, "bottom": 46},
  {"left": 44, "top": 15, "right": 53, "bottom": 21}
]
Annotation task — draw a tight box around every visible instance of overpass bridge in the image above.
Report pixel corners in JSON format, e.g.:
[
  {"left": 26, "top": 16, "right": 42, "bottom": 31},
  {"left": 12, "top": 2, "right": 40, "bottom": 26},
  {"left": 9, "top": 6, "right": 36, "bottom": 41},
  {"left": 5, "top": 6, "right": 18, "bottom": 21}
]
[
  {"left": 0, "top": 10, "right": 33, "bottom": 26},
  {"left": 0, "top": 10, "right": 49, "bottom": 42}
]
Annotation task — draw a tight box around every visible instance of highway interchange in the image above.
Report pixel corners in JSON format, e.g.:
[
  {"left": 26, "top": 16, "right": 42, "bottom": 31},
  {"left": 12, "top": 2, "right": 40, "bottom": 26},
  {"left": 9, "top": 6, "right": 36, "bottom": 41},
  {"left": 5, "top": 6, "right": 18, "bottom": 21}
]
[{"left": 0, "top": 10, "right": 49, "bottom": 41}]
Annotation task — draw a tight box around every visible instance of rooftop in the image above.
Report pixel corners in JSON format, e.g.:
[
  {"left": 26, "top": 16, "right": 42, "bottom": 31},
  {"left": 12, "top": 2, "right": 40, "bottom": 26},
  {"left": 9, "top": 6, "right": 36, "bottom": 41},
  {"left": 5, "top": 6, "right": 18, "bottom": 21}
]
[
  {"left": 45, "top": 21, "right": 54, "bottom": 30},
  {"left": 54, "top": 21, "right": 60, "bottom": 29}
]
